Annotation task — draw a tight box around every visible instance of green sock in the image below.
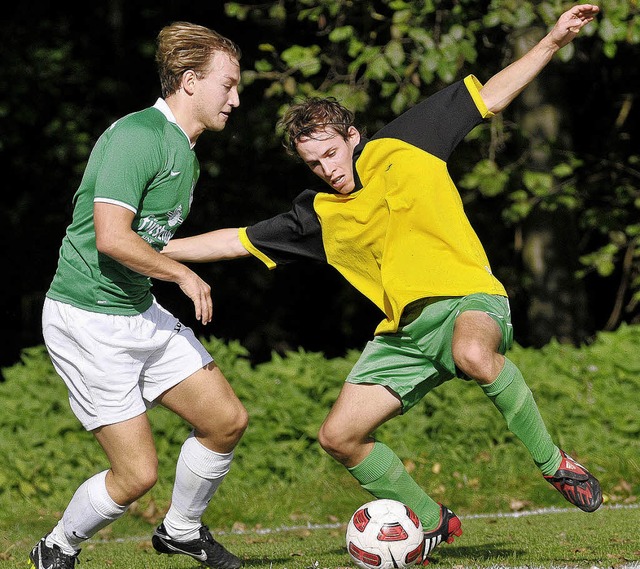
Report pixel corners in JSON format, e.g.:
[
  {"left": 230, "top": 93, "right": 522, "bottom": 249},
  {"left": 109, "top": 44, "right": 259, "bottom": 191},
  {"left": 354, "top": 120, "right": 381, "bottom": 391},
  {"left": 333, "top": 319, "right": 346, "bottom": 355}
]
[
  {"left": 482, "top": 358, "right": 561, "bottom": 475},
  {"left": 348, "top": 441, "right": 442, "bottom": 530}
]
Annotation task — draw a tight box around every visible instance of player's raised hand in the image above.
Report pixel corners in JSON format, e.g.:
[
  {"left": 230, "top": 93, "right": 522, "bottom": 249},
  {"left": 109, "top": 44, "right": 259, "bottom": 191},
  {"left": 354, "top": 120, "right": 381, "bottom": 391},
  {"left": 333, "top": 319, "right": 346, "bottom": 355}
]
[
  {"left": 177, "top": 269, "right": 213, "bottom": 325},
  {"left": 549, "top": 4, "right": 599, "bottom": 49}
]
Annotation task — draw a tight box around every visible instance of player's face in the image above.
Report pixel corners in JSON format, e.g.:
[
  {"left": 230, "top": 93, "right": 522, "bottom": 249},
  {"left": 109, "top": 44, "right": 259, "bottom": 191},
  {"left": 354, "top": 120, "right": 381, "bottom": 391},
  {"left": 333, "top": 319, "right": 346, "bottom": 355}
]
[
  {"left": 296, "top": 127, "right": 360, "bottom": 194},
  {"left": 195, "top": 51, "right": 240, "bottom": 132}
]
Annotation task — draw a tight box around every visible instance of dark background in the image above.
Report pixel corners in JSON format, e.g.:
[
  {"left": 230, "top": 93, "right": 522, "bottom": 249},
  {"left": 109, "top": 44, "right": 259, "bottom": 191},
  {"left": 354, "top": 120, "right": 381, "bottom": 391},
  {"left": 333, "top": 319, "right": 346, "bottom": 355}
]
[{"left": 2, "top": 2, "right": 638, "bottom": 378}]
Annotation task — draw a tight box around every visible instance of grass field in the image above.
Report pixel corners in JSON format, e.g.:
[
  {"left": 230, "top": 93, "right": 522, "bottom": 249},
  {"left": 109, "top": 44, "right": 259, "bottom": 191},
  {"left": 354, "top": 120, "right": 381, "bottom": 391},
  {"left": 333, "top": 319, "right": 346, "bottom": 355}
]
[{"left": 2, "top": 504, "right": 639, "bottom": 568}]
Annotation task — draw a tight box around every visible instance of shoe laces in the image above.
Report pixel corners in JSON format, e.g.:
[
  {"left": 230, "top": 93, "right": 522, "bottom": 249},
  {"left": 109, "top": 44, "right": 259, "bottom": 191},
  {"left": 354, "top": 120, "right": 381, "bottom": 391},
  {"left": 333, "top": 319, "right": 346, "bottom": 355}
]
[
  {"left": 49, "top": 544, "right": 80, "bottom": 568},
  {"left": 198, "top": 526, "right": 227, "bottom": 557}
]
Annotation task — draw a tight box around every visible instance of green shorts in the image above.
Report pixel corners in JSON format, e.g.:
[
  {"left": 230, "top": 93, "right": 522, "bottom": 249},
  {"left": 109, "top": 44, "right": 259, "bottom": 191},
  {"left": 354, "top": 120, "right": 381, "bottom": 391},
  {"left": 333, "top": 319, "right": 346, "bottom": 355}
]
[{"left": 346, "top": 294, "right": 513, "bottom": 412}]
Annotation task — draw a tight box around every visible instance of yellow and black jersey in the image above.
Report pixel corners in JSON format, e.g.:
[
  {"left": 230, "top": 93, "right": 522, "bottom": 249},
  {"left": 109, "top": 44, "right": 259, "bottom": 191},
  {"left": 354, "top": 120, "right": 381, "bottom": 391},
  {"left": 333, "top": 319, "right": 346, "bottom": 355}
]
[{"left": 239, "top": 75, "right": 507, "bottom": 335}]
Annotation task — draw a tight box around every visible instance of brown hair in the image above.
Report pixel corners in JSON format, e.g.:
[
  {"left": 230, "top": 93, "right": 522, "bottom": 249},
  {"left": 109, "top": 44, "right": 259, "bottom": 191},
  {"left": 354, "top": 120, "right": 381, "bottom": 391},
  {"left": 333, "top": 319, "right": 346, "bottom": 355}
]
[
  {"left": 156, "top": 22, "right": 241, "bottom": 98},
  {"left": 278, "top": 97, "right": 355, "bottom": 156}
]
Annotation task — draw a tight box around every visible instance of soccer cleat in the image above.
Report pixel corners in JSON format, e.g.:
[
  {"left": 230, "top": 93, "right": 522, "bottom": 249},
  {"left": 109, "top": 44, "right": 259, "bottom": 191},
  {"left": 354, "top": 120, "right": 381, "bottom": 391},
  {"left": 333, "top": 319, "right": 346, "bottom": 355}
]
[
  {"left": 544, "top": 449, "right": 602, "bottom": 512},
  {"left": 421, "top": 504, "right": 462, "bottom": 565},
  {"left": 28, "top": 537, "right": 79, "bottom": 569},
  {"left": 152, "top": 523, "right": 242, "bottom": 569}
]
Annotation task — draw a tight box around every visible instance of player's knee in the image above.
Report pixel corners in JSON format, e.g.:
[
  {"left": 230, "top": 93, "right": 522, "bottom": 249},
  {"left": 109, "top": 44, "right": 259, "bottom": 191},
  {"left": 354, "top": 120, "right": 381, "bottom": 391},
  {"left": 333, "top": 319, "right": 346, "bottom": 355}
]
[
  {"left": 318, "top": 421, "right": 340, "bottom": 454},
  {"left": 118, "top": 464, "right": 158, "bottom": 503},
  {"left": 452, "top": 340, "right": 494, "bottom": 381},
  {"left": 230, "top": 404, "right": 249, "bottom": 443},
  {"left": 202, "top": 403, "right": 248, "bottom": 450},
  {"left": 135, "top": 468, "right": 159, "bottom": 497},
  {"left": 223, "top": 402, "right": 249, "bottom": 444},
  {"left": 318, "top": 421, "right": 353, "bottom": 463}
]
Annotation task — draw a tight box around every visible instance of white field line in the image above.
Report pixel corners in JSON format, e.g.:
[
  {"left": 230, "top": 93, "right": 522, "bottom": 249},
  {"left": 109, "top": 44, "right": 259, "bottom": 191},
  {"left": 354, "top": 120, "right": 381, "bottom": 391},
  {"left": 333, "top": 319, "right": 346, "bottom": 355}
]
[
  {"left": 96, "top": 502, "right": 639, "bottom": 542},
  {"left": 90, "top": 504, "right": 640, "bottom": 569},
  {"left": 225, "top": 502, "right": 640, "bottom": 535}
]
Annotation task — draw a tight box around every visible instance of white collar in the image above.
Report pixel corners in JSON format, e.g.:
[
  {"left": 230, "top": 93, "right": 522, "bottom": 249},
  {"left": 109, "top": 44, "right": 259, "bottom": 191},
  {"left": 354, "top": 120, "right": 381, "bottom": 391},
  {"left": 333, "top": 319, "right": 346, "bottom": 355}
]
[{"left": 153, "top": 98, "right": 195, "bottom": 149}]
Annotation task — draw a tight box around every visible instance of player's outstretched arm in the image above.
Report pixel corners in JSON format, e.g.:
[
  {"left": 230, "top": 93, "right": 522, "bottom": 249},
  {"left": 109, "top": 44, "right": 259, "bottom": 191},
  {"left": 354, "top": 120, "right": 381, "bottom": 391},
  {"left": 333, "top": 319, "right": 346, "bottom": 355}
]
[
  {"left": 479, "top": 4, "right": 599, "bottom": 114},
  {"left": 162, "top": 227, "right": 251, "bottom": 263}
]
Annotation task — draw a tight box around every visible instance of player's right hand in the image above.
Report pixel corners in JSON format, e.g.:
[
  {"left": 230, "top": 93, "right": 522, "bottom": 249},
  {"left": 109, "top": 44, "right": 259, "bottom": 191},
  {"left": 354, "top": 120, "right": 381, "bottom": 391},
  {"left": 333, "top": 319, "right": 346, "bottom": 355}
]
[{"left": 177, "top": 270, "right": 213, "bottom": 325}]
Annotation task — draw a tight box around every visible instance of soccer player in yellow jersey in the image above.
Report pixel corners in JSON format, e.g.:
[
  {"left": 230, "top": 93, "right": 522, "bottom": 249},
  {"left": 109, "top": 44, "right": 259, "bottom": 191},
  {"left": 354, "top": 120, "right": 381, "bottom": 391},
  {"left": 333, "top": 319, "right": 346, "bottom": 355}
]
[{"left": 163, "top": 5, "right": 602, "bottom": 563}]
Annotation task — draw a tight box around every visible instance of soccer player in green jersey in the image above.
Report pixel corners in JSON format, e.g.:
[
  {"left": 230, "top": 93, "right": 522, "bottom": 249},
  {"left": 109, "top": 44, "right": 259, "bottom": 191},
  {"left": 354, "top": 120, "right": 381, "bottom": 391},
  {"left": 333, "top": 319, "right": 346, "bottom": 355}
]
[
  {"left": 29, "top": 23, "right": 247, "bottom": 569},
  {"left": 163, "top": 4, "right": 602, "bottom": 565}
]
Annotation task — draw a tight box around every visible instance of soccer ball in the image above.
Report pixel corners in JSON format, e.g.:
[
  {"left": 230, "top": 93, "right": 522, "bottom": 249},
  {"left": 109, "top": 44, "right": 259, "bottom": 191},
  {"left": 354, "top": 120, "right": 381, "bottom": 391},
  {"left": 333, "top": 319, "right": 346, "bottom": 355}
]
[{"left": 345, "top": 499, "right": 424, "bottom": 569}]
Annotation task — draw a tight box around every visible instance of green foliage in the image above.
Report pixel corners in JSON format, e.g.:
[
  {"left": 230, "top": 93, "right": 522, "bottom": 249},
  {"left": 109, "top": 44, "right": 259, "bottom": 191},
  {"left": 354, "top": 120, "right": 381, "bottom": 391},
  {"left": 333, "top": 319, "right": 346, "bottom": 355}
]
[
  {"left": 201, "top": 338, "right": 359, "bottom": 484},
  {"left": 460, "top": 158, "right": 511, "bottom": 198},
  {"left": 1, "top": 326, "right": 638, "bottom": 527},
  {"left": 597, "top": 0, "right": 640, "bottom": 56},
  {"left": 226, "top": 1, "right": 488, "bottom": 112},
  {"left": 0, "top": 346, "right": 107, "bottom": 500},
  {"left": 225, "top": 1, "right": 639, "bottom": 110}
]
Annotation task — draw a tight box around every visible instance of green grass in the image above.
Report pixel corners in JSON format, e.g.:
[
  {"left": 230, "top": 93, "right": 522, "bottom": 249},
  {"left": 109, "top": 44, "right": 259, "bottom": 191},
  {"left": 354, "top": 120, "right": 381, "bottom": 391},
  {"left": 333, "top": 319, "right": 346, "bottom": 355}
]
[{"left": 2, "top": 506, "right": 639, "bottom": 568}]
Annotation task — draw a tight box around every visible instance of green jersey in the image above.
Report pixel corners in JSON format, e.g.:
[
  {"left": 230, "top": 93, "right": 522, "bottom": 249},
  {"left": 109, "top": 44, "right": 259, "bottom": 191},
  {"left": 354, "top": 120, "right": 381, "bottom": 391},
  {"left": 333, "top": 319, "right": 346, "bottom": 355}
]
[{"left": 47, "top": 99, "right": 199, "bottom": 315}]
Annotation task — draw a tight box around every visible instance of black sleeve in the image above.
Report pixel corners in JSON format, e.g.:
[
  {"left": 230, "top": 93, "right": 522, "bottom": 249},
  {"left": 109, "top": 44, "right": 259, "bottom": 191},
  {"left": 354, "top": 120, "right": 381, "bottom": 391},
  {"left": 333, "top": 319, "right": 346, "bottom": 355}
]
[
  {"left": 245, "top": 189, "right": 327, "bottom": 265},
  {"left": 372, "top": 79, "right": 484, "bottom": 162}
]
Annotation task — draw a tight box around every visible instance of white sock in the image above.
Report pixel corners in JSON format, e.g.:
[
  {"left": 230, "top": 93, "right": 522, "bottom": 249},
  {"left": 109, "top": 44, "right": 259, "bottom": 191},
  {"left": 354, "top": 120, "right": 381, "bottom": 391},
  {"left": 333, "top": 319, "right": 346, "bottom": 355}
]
[
  {"left": 163, "top": 432, "right": 233, "bottom": 542},
  {"left": 46, "top": 470, "right": 128, "bottom": 554}
]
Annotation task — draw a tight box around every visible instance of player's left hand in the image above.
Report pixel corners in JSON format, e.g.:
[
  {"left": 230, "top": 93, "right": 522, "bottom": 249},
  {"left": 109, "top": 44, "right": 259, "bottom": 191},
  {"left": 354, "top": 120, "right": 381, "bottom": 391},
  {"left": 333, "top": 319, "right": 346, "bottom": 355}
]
[{"left": 550, "top": 4, "right": 599, "bottom": 49}]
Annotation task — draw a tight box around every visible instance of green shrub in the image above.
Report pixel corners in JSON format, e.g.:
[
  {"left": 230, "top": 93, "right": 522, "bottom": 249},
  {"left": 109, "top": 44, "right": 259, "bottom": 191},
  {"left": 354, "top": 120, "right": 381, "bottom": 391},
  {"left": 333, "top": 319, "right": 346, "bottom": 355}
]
[{"left": 1, "top": 325, "right": 638, "bottom": 524}]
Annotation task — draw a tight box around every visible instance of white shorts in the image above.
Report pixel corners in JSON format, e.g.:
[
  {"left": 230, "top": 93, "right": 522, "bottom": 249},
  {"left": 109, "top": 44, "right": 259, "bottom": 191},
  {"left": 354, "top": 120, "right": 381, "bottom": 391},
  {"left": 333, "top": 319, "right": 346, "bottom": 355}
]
[{"left": 42, "top": 297, "right": 214, "bottom": 431}]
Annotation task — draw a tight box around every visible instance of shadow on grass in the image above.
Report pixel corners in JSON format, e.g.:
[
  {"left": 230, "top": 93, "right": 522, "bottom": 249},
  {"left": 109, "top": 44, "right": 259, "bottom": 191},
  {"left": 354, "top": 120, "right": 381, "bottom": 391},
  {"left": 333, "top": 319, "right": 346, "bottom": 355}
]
[{"left": 426, "top": 541, "right": 525, "bottom": 565}]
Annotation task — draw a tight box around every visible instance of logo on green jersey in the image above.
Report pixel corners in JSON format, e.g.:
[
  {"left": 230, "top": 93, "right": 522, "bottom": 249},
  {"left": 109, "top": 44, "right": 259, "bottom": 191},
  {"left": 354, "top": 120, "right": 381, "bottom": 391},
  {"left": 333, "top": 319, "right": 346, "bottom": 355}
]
[{"left": 138, "top": 206, "right": 185, "bottom": 246}]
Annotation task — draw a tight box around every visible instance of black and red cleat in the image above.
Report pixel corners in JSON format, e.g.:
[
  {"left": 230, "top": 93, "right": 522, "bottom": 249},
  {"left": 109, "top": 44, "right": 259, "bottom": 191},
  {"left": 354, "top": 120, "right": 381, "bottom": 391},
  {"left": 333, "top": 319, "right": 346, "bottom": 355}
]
[
  {"left": 421, "top": 504, "right": 463, "bottom": 565},
  {"left": 544, "top": 450, "right": 602, "bottom": 512}
]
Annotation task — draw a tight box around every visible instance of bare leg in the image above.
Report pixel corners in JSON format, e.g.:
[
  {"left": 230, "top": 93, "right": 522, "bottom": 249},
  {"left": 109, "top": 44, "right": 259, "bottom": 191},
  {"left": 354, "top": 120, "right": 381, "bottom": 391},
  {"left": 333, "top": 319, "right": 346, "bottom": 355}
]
[
  {"left": 452, "top": 310, "right": 561, "bottom": 473},
  {"left": 93, "top": 413, "right": 159, "bottom": 505},
  {"left": 158, "top": 361, "right": 248, "bottom": 453},
  {"left": 452, "top": 310, "right": 503, "bottom": 383},
  {"left": 319, "top": 382, "right": 401, "bottom": 467},
  {"left": 154, "top": 362, "right": 248, "bottom": 544}
]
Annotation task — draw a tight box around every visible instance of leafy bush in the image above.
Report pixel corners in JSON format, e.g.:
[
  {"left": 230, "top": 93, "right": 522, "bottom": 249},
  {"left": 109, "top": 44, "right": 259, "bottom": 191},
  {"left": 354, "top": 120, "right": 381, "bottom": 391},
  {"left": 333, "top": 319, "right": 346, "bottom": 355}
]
[{"left": 1, "top": 325, "right": 638, "bottom": 524}]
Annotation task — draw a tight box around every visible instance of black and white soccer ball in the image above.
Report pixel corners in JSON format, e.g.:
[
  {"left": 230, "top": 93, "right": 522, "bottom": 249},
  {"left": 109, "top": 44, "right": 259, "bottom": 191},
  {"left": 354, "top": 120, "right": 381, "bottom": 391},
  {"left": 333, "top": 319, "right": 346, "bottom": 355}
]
[{"left": 345, "top": 499, "right": 424, "bottom": 569}]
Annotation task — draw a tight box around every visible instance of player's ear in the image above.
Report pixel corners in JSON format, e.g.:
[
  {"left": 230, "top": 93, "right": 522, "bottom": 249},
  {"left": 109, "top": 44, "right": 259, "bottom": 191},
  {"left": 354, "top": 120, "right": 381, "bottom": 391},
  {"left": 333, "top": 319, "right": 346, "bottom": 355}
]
[
  {"left": 347, "top": 126, "right": 361, "bottom": 148},
  {"left": 181, "top": 69, "right": 198, "bottom": 95}
]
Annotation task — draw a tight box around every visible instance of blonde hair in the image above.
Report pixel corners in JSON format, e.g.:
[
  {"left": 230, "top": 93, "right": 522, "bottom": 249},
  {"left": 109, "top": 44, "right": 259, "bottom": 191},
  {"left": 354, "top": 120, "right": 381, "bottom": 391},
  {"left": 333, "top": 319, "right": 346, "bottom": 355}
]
[{"left": 156, "top": 22, "right": 241, "bottom": 98}]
